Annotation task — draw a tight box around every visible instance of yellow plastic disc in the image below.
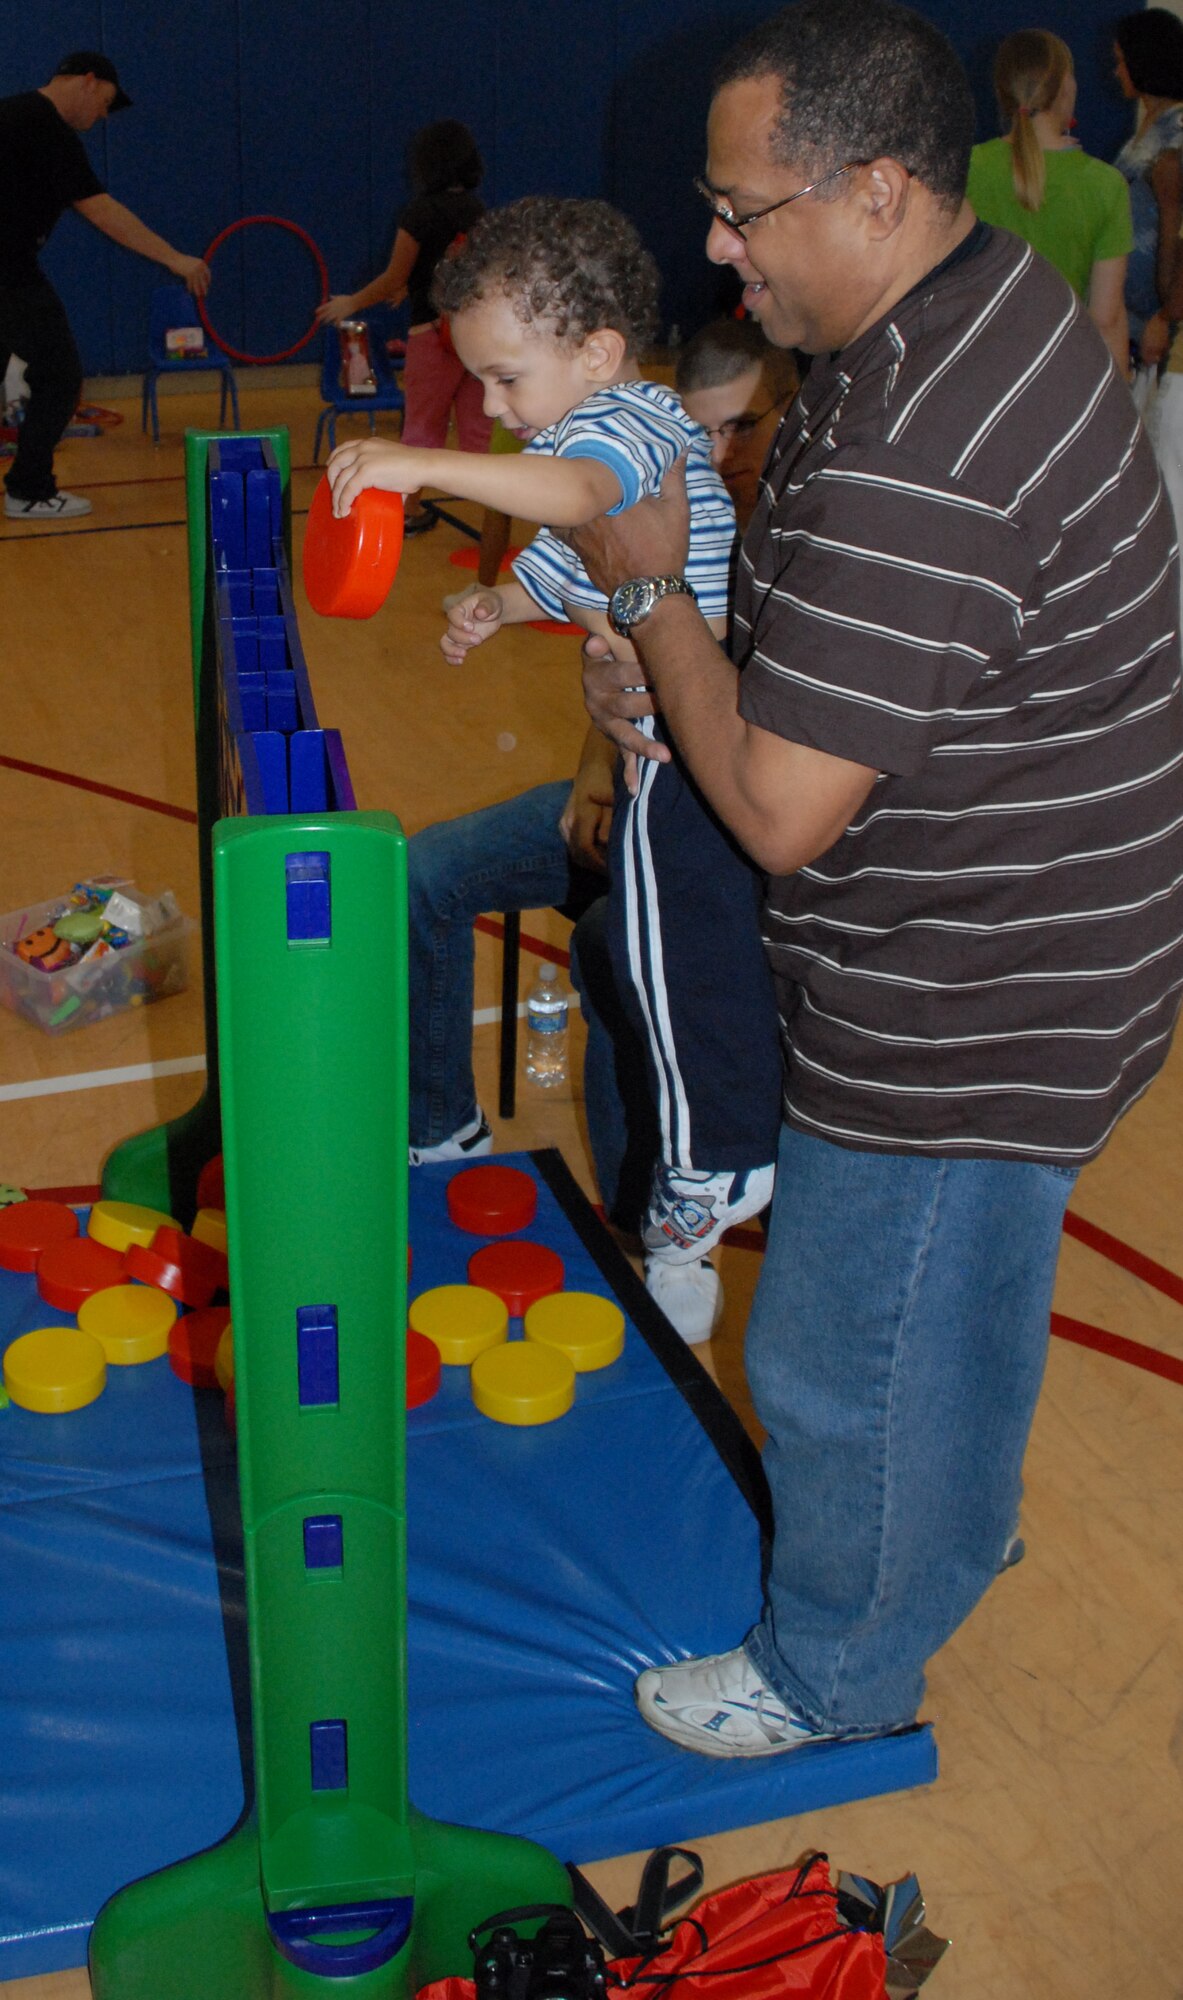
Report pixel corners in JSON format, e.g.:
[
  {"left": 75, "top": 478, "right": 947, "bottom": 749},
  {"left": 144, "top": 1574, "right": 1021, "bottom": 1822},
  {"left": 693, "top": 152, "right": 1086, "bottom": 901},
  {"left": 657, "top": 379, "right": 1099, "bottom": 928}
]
[
  {"left": 409, "top": 1284, "right": 509, "bottom": 1365},
  {"left": 87, "top": 1199, "right": 179, "bottom": 1255},
  {"left": 78, "top": 1284, "right": 176, "bottom": 1365},
  {"left": 524, "top": 1291, "right": 625, "bottom": 1372},
  {"left": 214, "top": 1322, "right": 235, "bottom": 1391},
  {"left": 470, "top": 1340, "right": 575, "bottom": 1426},
  {"left": 192, "top": 1207, "right": 228, "bottom": 1255},
  {"left": 4, "top": 1326, "right": 106, "bottom": 1413}
]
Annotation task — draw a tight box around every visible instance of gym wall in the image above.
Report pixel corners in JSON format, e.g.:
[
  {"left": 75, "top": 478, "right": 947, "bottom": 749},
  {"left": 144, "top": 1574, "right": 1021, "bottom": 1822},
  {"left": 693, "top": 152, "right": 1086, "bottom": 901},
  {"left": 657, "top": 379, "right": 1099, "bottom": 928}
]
[{"left": 7, "top": 0, "right": 1130, "bottom": 377}]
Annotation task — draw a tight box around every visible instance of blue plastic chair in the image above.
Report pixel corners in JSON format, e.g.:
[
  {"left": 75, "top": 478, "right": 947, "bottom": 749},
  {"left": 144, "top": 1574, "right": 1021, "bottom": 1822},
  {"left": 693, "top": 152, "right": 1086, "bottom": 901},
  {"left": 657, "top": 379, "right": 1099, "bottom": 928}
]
[
  {"left": 313, "top": 312, "right": 405, "bottom": 462},
  {"left": 141, "top": 286, "right": 239, "bottom": 442}
]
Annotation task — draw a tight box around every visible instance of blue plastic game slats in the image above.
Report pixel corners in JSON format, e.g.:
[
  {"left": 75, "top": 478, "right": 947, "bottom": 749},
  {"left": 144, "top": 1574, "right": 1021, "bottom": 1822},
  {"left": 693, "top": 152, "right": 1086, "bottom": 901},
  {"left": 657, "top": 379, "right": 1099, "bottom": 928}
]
[
  {"left": 289, "top": 731, "right": 329, "bottom": 812},
  {"left": 245, "top": 466, "right": 280, "bottom": 568},
  {"left": 233, "top": 732, "right": 274, "bottom": 817},
  {"left": 253, "top": 569, "right": 280, "bottom": 616},
  {"left": 323, "top": 732, "right": 356, "bottom": 812},
  {"left": 275, "top": 562, "right": 323, "bottom": 735},
  {"left": 252, "top": 733, "right": 289, "bottom": 813},
  {"left": 209, "top": 469, "right": 246, "bottom": 568}
]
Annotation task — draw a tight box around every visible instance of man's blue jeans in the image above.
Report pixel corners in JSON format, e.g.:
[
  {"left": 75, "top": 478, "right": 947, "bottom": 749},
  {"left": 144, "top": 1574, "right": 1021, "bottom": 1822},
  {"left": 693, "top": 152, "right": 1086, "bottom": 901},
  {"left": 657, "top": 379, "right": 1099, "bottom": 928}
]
[
  {"left": 743, "top": 1125, "right": 1077, "bottom": 1735},
  {"left": 407, "top": 783, "right": 611, "bottom": 1148}
]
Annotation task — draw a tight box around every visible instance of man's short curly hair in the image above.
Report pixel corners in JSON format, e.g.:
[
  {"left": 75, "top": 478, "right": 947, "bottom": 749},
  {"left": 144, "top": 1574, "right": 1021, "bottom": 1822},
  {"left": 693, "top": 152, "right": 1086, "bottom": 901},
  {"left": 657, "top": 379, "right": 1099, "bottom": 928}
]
[{"left": 432, "top": 197, "right": 660, "bottom": 351}]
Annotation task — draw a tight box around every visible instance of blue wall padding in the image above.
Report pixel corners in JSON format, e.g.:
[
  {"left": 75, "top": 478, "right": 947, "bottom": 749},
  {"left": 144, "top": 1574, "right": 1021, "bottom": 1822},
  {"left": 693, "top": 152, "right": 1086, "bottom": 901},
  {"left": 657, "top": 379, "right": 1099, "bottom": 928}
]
[
  {"left": 0, "top": 1155, "right": 935, "bottom": 1979},
  {"left": 6, "top": 0, "right": 1131, "bottom": 374}
]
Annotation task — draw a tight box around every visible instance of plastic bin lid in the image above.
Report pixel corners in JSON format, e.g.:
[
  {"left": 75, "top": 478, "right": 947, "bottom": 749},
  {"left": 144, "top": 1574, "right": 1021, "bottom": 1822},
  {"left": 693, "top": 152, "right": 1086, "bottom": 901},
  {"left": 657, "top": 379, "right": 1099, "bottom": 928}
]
[{"left": 302, "top": 477, "right": 404, "bottom": 619}]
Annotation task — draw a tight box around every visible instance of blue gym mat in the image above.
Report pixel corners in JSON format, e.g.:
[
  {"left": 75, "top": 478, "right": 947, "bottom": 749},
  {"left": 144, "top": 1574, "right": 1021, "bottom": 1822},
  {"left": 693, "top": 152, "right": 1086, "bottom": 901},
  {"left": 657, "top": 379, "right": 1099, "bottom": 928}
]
[{"left": 0, "top": 1150, "right": 936, "bottom": 1978}]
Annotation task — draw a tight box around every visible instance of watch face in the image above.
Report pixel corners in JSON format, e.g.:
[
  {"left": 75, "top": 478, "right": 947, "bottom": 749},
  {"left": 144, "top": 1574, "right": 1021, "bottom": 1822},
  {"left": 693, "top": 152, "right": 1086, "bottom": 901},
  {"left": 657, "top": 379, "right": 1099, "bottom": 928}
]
[{"left": 611, "top": 578, "right": 655, "bottom": 630}]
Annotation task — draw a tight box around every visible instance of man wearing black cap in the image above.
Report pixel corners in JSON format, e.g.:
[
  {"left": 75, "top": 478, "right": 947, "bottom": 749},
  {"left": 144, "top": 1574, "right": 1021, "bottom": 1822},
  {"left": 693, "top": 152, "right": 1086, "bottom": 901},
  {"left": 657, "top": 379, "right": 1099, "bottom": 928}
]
[{"left": 0, "top": 52, "right": 210, "bottom": 522}]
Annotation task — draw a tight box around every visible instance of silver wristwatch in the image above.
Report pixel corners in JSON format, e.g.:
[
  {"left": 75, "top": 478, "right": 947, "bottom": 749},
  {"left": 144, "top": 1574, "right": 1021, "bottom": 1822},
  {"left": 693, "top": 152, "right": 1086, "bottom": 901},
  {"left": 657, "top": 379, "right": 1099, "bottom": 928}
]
[{"left": 607, "top": 574, "right": 696, "bottom": 637}]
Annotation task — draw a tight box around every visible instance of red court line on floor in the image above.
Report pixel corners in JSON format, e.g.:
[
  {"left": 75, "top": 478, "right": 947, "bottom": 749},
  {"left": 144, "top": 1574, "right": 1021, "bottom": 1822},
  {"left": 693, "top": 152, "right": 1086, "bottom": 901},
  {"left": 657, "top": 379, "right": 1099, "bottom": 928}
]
[
  {"left": 0, "top": 753, "right": 196, "bottom": 824},
  {"left": 1050, "top": 1311, "right": 1183, "bottom": 1386},
  {"left": 474, "top": 913, "right": 571, "bottom": 971},
  {"left": 1061, "top": 1208, "right": 1183, "bottom": 1308}
]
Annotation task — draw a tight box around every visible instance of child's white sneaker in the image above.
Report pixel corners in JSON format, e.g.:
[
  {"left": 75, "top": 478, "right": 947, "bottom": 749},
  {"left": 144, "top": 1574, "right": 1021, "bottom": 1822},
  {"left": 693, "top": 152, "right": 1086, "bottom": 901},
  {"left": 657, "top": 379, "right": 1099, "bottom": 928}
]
[
  {"left": 636, "top": 1646, "right": 869, "bottom": 1758},
  {"left": 642, "top": 1161, "right": 773, "bottom": 1263}
]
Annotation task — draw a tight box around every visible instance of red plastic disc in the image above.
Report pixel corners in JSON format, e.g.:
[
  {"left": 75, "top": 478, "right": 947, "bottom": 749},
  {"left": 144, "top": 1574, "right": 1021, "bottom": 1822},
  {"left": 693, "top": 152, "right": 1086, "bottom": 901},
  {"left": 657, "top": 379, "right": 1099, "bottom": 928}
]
[
  {"left": 447, "top": 1165, "right": 538, "bottom": 1237},
  {"left": 197, "top": 214, "right": 329, "bottom": 364},
  {"left": 466, "top": 1240, "right": 564, "bottom": 1317},
  {"left": 36, "top": 1236, "right": 125, "bottom": 1312},
  {"left": 169, "top": 1306, "right": 232, "bottom": 1387},
  {"left": 406, "top": 1327, "right": 442, "bottom": 1409},
  {"left": 126, "top": 1227, "right": 227, "bottom": 1308},
  {"left": 196, "top": 1154, "right": 225, "bottom": 1211},
  {"left": 302, "top": 477, "right": 405, "bottom": 619},
  {"left": 0, "top": 1199, "right": 78, "bottom": 1273}
]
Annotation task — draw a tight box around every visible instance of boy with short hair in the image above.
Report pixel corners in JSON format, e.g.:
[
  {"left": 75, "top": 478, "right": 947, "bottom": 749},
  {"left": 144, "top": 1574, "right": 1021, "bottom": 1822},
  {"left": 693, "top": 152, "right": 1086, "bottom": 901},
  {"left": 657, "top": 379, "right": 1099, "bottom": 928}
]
[{"left": 327, "top": 197, "right": 782, "bottom": 1317}]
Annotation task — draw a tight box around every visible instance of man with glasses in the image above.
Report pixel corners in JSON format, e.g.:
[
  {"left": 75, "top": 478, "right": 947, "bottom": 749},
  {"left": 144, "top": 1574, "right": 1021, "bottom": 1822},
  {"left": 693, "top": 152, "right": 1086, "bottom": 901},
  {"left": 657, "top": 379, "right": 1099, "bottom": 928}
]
[{"left": 572, "top": 0, "right": 1183, "bottom": 1758}]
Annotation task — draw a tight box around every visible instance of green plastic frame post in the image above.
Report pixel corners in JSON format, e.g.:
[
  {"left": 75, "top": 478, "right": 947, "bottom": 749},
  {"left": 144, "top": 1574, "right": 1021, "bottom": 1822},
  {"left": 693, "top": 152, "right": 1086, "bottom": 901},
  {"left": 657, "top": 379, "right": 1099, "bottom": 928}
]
[{"left": 89, "top": 436, "right": 571, "bottom": 1997}]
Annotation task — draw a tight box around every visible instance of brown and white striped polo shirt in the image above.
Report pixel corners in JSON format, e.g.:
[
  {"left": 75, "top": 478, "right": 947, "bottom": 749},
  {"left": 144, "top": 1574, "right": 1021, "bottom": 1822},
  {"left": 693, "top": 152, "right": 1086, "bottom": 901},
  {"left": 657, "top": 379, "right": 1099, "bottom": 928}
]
[{"left": 735, "top": 225, "right": 1183, "bottom": 1163}]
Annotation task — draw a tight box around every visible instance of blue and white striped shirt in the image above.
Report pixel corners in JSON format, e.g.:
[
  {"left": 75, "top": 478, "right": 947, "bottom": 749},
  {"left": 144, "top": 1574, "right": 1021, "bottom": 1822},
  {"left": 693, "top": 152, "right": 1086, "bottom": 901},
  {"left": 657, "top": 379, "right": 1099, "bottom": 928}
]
[{"left": 512, "top": 380, "right": 735, "bottom": 622}]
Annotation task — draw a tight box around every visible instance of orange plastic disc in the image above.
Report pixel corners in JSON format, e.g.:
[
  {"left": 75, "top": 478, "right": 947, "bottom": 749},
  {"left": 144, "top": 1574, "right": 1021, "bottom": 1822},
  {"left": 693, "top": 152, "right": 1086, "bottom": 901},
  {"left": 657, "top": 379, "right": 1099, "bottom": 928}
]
[
  {"left": 466, "top": 1240, "right": 564, "bottom": 1317},
  {"left": 302, "top": 477, "right": 405, "bottom": 619},
  {"left": 447, "top": 1164, "right": 537, "bottom": 1237},
  {"left": 0, "top": 1199, "right": 78, "bottom": 1273}
]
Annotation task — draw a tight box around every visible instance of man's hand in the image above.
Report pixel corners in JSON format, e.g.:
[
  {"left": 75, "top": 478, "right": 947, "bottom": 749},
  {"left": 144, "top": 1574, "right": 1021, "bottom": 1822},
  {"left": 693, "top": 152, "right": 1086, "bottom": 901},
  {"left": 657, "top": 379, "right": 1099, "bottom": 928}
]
[
  {"left": 173, "top": 253, "right": 210, "bottom": 298},
  {"left": 559, "top": 728, "right": 618, "bottom": 870},
  {"left": 567, "top": 456, "right": 691, "bottom": 596},
  {"left": 441, "top": 586, "right": 503, "bottom": 664},
  {"left": 581, "top": 635, "right": 671, "bottom": 775}
]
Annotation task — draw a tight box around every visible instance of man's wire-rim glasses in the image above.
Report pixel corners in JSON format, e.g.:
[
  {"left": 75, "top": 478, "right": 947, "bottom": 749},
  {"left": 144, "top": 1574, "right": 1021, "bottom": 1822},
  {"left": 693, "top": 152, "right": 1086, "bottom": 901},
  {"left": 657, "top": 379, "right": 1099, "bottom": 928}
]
[{"left": 694, "top": 161, "right": 865, "bottom": 236}]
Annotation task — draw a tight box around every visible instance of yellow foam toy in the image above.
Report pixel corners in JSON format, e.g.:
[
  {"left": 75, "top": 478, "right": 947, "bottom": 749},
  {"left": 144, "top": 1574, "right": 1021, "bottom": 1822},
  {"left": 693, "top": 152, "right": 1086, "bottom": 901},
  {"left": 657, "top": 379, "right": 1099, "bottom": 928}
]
[
  {"left": 524, "top": 1291, "right": 625, "bottom": 1372},
  {"left": 470, "top": 1340, "right": 575, "bottom": 1426},
  {"left": 214, "top": 1322, "right": 235, "bottom": 1391},
  {"left": 87, "top": 1199, "right": 179, "bottom": 1255},
  {"left": 4, "top": 1326, "right": 106, "bottom": 1413},
  {"left": 192, "top": 1207, "right": 228, "bottom": 1255},
  {"left": 408, "top": 1284, "right": 508, "bottom": 1366},
  {"left": 78, "top": 1284, "right": 176, "bottom": 1365}
]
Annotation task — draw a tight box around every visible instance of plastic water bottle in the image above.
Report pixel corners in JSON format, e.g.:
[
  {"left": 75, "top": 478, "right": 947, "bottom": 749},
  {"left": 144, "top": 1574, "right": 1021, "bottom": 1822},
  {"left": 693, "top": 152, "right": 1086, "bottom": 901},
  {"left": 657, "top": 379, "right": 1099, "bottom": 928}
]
[{"left": 525, "top": 962, "right": 569, "bottom": 1088}]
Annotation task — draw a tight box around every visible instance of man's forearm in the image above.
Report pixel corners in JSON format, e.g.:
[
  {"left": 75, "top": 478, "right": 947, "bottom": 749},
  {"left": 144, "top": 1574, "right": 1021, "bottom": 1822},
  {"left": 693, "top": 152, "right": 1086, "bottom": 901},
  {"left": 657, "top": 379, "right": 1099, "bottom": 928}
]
[
  {"left": 631, "top": 595, "right": 877, "bottom": 874},
  {"left": 76, "top": 193, "right": 182, "bottom": 270}
]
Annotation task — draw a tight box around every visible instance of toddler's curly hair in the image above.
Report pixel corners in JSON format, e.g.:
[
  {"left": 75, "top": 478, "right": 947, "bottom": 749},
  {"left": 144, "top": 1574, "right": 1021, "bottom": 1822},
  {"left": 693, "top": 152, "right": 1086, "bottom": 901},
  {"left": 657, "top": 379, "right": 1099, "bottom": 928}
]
[{"left": 432, "top": 196, "right": 660, "bottom": 351}]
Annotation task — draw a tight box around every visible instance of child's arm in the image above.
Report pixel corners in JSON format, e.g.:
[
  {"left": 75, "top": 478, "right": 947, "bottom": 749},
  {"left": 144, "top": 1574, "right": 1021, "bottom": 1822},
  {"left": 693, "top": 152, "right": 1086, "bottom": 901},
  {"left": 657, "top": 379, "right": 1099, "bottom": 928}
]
[
  {"left": 440, "top": 580, "right": 539, "bottom": 664},
  {"left": 327, "top": 435, "right": 622, "bottom": 527}
]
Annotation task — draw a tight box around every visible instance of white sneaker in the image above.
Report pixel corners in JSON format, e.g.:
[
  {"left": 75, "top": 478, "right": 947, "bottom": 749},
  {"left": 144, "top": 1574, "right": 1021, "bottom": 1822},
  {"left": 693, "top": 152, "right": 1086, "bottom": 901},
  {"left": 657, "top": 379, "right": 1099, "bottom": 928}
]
[
  {"left": 408, "top": 1110, "right": 493, "bottom": 1167},
  {"left": 644, "top": 1256, "right": 723, "bottom": 1345},
  {"left": 635, "top": 1646, "right": 862, "bottom": 1758},
  {"left": 642, "top": 1161, "right": 774, "bottom": 1264},
  {"left": 5, "top": 489, "right": 92, "bottom": 520}
]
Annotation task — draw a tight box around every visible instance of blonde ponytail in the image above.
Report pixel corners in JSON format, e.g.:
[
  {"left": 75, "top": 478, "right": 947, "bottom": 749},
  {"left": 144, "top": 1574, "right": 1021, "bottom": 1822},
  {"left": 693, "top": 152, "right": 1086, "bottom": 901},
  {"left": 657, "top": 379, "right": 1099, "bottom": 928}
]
[{"left": 993, "top": 29, "right": 1073, "bottom": 213}]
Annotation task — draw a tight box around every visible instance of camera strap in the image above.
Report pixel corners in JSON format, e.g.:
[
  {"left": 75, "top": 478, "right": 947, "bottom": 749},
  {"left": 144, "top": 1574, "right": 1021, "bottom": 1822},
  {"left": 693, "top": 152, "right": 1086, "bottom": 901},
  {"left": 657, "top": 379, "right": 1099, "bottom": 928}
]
[{"left": 567, "top": 1845, "right": 704, "bottom": 1958}]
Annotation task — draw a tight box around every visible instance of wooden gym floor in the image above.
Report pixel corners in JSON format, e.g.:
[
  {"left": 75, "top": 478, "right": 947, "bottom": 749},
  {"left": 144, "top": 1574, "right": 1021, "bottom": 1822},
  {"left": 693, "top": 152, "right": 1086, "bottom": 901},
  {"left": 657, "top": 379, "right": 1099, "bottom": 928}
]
[{"left": 0, "top": 383, "right": 1180, "bottom": 2000}]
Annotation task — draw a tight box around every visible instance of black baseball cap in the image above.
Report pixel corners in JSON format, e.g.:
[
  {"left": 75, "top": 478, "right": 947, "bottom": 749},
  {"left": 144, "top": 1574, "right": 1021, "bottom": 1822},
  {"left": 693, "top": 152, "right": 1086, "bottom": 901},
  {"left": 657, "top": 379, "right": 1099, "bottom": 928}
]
[{"left": 53, "top": 51, "right": 132, "bottom": 111}]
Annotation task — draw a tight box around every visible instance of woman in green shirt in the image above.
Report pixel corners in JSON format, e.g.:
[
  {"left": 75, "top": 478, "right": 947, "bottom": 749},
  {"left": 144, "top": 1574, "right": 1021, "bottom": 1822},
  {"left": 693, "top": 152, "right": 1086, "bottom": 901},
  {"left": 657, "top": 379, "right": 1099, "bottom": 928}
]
[{"left": 967, "top": 30, "right": 1132, "bottom": 372}]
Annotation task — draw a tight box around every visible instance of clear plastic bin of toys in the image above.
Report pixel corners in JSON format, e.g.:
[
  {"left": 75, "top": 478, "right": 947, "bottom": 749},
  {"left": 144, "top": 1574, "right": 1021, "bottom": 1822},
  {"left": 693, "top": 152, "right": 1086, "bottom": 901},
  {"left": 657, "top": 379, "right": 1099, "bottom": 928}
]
[{"left": 0, "top": 878, "right": 194, "bottom": 1034}]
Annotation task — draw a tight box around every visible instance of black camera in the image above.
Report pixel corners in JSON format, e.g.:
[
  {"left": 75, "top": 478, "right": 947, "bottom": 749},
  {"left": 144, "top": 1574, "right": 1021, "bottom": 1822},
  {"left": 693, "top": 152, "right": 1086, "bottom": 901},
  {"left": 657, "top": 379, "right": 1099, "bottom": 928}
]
[{"left": 470, "top": 1906, "right": 608, "bottom": 2000}]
